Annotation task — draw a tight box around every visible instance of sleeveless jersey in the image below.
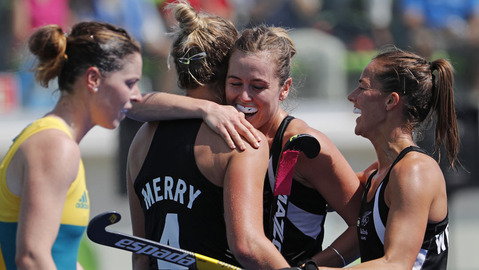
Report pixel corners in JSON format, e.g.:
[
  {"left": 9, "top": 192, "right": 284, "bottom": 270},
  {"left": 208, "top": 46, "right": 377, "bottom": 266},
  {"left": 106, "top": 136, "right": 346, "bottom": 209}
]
[
  {"left": 0, "top": 116, "right": 89, "bottom": 270},
  {"left": 264, "top": 116, "right": 327, "bottom": 266},
  {"left": 357, "top": 146, "right": 449, "bottom": 269},
  {"left": 133, "top": 119, "right": 239, "bottom": 269}
]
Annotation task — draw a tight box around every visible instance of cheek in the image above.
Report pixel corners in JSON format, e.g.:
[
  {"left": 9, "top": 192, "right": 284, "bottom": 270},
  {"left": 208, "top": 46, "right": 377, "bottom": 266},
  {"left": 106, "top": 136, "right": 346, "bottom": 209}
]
[
  {"left": 109, "top": 87, "right": 130, "bottom": 106},
  {"left": 224, "top": 87, "right": 236, "bottom": 104}
]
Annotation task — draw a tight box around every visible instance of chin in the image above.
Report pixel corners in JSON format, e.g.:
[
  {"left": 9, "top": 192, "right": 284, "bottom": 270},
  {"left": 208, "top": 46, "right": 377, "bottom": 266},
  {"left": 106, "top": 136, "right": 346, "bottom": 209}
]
[
  {"left": 103, "top": 119, "right": 120, "bottom": 130},
  {"left": 112, "top": 120, "right": 121, "bottom": 129},
  {"left": 354, "top": 126, "right": 362, "bottom": 137}
]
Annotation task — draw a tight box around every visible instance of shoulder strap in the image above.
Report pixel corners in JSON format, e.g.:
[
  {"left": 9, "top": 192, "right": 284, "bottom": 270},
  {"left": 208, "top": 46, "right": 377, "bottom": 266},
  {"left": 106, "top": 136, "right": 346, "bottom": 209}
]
[{"left": 270, "top": 116, "right": 295, "bottom": 173}]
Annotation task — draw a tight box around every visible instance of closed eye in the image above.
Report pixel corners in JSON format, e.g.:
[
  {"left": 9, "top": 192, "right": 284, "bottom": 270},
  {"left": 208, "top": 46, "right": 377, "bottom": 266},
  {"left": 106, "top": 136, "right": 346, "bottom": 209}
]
[
  {"left": 126, "top": 79, "right": 139, "bottom": 89},
  {"left": 252, "top": 85, "right": 266, "bottom": 90}
]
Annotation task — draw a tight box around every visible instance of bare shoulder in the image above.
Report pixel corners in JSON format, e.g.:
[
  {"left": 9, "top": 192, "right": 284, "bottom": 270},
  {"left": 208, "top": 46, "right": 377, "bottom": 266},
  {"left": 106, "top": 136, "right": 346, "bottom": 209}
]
[
  {"left": 388, "top": 151, "right": 445, "bottom": 202},
  {"left": 283, "top": 118, "right": 357, "bottom": 189},
  {"left": 285, "top": 118, "right": 350, "bottom": 170},
  {"left": 285, "top": 118, "right": 338, "bottom": 154},
  {"left": 20, "top": 128, "right": 81, "bottom": 186},
  {"left": 387, "top": 150, "right": 448, "bottom": 221},
  {"left": 21, "top": 128, "right": 80, "bottom": 163},
  {"left": 199, "top": 122, "right": 268, "bottom": 156},
  {"left": 195, "top": 122, "right": 268, "bottom": 186}
]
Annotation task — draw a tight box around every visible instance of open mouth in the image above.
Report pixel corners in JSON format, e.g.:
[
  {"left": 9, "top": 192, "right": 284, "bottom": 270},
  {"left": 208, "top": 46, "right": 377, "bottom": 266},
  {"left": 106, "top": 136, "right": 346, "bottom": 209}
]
[
  {"left": 236, "top": 104, "right": 258, "bottom": 116},
  {"left": 353, "top": 107, "right": 362, "bottom": 115}
]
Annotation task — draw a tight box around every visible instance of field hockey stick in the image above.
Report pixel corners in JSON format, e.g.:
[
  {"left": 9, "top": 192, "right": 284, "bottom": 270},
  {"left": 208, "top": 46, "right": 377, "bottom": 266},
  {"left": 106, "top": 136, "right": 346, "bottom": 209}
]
[
  {"left": 269, "top": 134, "right": 320, "bottom": 252},
  {"left": 273, "top": 134, "right": 320, "bottom": 196},
  {"left": 87, "top": 211, "right": 243, "bottom": 270}
]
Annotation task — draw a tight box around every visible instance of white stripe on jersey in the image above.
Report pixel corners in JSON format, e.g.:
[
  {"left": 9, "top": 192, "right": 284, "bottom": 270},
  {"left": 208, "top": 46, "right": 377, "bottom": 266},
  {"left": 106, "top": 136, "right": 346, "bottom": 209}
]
[
  {"left": 288, "top": 202, "right": 324, "bottom": 239},
  {"left": 373, "top": 182, "right": 386, "bottom": 244}
]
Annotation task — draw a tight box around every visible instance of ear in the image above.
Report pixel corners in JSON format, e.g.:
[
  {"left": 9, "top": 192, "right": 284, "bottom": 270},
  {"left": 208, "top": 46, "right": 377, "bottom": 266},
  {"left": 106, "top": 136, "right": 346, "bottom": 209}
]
[
  {"left": 385, "top": 92, "right": 400, "bottom": 111},
  {"left": 279, "top": 78, "right": 292, "bottom": 101},
  {"left": 86, "top": 66, "right": 101, "bottom": 94}
]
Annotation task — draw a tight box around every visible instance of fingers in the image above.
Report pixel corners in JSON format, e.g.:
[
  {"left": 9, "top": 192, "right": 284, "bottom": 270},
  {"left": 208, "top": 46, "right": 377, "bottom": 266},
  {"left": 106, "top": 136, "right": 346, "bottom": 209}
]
[
  {"left": 218, "top": 117, "right": 260, "bottom": 151},
  {"left": 203, "top": 104, "right": 261, "bottom": 150},
  {"left": 219, "top": 125, "right": 242, "bottom": 150},
  {"left": 228, "top": 128, "right": 246, "bottom": 151},
  {"left": 235, "top": 117, "right": 260, "bottom": 150},
  {"left": 239, "top": 116, "right": 262, "bottom": 145}
]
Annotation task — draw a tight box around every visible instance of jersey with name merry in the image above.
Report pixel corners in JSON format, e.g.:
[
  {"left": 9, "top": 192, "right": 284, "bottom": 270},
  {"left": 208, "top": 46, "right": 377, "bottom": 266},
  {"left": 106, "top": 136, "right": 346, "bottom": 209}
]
[{"left": 133, "top": 119, "right": 238, "bottom": 269}]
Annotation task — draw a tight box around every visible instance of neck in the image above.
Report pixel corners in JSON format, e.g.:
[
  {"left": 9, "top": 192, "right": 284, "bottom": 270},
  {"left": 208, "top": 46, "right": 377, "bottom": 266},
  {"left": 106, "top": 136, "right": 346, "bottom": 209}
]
[
  {"left": 261, "top": 109, "right": 289, "bottom": 148},
  {"left": 373, "top": 128, "right": 415, "bottom": 171},
  {"left": 48, "top": 93, "right": 92, "bottom": 143}
]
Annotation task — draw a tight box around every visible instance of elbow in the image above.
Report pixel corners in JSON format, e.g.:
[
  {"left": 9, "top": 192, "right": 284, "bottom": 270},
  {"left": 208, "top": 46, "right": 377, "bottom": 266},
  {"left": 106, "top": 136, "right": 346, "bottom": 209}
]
[
  {"left": 229, "top": 236, "right": 263, "bottom": 267},
  {"left": 229, "top": 235, "right": 281, "bottom": 269},
  {"left": 15, "top": 244, "right": 55, "bottom": 269},
  {"left": 229, "top": 240, "right": 256, "bottom": 264},
  {"left": 15, "top": 251, "right": 38, "bottom": 269}
]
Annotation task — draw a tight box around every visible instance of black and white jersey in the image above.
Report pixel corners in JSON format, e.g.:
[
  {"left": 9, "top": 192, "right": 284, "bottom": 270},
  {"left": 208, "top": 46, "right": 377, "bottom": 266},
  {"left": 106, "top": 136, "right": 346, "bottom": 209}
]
[
  {"left": 264, "top": 116, "right": 328, "bottom": 266},
  {"left": 357, "top": 146, "right": 449, "bottom": 270},
  {"left": 134, "top": 119, "right": 238, "bottom": 269}
]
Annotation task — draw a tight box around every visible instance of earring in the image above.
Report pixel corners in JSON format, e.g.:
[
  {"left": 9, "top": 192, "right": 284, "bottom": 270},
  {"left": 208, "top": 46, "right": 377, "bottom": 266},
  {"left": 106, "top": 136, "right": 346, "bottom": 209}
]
[{"left": 93, "top": 87, "right": 98, "bottom": 93}]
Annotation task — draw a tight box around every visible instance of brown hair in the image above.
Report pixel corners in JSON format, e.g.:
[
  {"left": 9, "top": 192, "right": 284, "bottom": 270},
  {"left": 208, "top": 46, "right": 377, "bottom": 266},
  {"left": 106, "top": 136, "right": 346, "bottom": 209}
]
[
  {"left": 28, "top": 21, "right": 141, "bottom": 93},
  {"left": 167, "top": 1, "right": 238, "bottom": 99},
  {"left": 373, "top": 47, "right": 459, "bottom": 167},
  {"left": 232, "top": 25, "right": 296, "bottom": 87}
]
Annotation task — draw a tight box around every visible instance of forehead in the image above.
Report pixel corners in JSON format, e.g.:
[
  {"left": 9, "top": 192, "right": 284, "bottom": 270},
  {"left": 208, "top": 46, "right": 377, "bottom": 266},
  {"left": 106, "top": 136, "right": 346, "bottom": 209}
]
[
  {"left": 228, "top": 50, "right": 276, "bottom": 78},
  {"left": 360, "top": 60, "right": 382, "bottom": 88},
  {"left": 110, "top": 53, "right": 142, "bottom": 78}
]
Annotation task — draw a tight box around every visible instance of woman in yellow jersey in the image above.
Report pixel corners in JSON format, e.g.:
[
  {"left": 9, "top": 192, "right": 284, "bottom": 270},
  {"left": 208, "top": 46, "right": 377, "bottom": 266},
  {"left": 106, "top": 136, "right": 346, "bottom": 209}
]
[{"left": 0, "top": 22, "right": 142, "bottom": 269}]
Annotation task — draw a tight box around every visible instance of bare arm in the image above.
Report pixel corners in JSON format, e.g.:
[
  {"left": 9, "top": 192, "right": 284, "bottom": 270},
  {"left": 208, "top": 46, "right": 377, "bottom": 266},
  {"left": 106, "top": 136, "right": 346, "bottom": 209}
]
[
  {"left": 14, "top": 130, "right": 80, "bottom": 269},
  {"left": 127, "top": 92, "right": 261, "bottom": 150},
  {"left": 127, "top": 122, "right": 157, "bottom": 270},
  {"left": 223, "top": 136, "right": 290, "bottom": 269},
  {"left": 288, "top": 120, "right": 362, "bottom": 267},
  {"left": 302, "top": 133, "right": 362, "bottom": 267}
]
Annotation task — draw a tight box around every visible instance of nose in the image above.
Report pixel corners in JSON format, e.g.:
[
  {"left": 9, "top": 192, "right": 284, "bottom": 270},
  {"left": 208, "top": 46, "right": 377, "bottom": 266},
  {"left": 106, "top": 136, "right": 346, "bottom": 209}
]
[
  {"left": 131, "top": 85, "right": 142, "bottom": 103},
  {"left": 347, "top": 88, "right": 357, "bottom": 103},
  {"left": 238, "top": 86, "right": 253, "bottom": 102}
]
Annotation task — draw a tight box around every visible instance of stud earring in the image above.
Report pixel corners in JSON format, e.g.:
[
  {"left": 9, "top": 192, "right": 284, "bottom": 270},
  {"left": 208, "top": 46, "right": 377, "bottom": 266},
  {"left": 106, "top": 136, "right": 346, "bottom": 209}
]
[{"left": 93, "top": 87, "right": 98, "bottom": 93}]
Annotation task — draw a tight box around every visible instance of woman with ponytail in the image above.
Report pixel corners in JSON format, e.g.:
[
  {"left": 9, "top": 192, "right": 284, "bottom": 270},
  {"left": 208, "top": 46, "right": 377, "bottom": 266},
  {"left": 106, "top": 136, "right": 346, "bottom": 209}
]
[
  {"left": 320, "top": 47, "right": 457, "bottom": 269},
  {"left": 0, "top": 21, "right": 142, "bottom": 269}
]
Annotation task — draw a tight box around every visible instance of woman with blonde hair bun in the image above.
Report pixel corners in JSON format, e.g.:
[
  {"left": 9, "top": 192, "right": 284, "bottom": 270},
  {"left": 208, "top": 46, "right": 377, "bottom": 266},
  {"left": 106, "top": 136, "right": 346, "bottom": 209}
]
[{"left": 127, "top": 2, "right": 291, "bottom": 269}]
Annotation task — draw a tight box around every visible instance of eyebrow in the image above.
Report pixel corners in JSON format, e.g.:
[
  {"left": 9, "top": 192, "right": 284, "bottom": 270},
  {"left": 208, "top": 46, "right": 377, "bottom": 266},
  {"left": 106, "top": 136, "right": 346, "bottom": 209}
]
[
  {"left": 227, "top": 75, "right": 241, "bottom": 80},
  {"left": 226, "top": 74, "right": 271, "bottom": 87},
  {"left": 358, "top": 79, "right": 372, "bottom": 90}
]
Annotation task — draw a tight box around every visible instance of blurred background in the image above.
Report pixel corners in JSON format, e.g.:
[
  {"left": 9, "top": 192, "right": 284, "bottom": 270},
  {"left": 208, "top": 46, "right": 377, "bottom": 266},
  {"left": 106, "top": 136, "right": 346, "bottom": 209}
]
[{"left": 0, "top": 0, "right": 478, "bottom": 269}]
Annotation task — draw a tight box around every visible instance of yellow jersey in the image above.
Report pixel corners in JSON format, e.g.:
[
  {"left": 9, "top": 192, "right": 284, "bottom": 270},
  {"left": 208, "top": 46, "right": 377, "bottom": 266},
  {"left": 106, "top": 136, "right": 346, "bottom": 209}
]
[{"left": 0, "top": 116, "right": 89, "bottom": 269}]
